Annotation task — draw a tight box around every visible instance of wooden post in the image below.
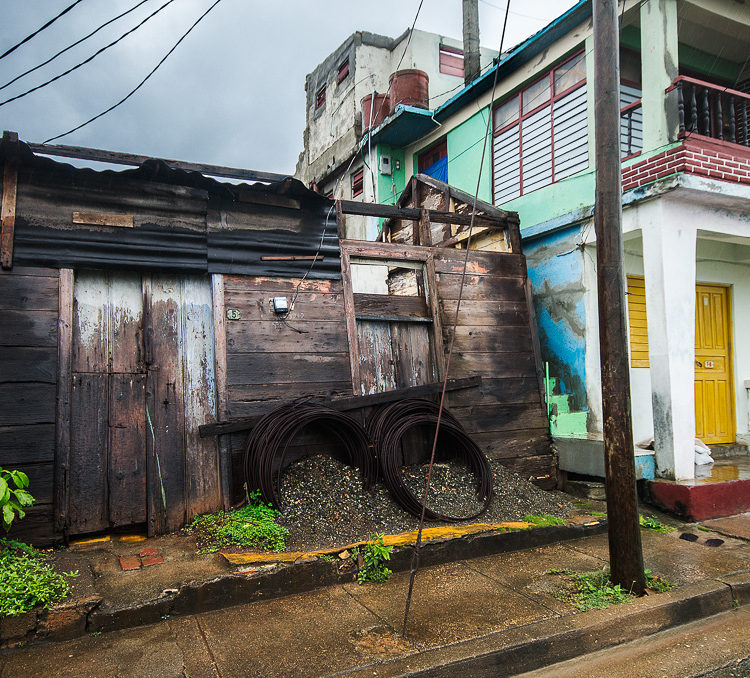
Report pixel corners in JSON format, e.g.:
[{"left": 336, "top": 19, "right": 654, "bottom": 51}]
[
  {"left": 1, "top": 131, "right": 19, "bottom": 270},
  {"left": 593, "top": 0, "right": 645, "bottom": 595},
  {"left": 211, "top": 273, "right": 232, "bottom": 509}
]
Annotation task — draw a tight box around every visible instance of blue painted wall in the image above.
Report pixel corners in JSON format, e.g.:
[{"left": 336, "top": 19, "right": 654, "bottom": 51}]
[{"left": 524, "top": 225, "right": 588, "bottom": 411}]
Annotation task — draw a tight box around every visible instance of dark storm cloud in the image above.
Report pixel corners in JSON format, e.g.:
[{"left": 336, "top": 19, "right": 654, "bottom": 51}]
[{"left": 0, "top": 0, "right": 575, "bottom": 174}]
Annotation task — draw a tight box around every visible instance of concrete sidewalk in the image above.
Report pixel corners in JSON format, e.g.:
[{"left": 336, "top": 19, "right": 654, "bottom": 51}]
[{"left": 2, "top": 522, "right": 749, "bottom": 678}]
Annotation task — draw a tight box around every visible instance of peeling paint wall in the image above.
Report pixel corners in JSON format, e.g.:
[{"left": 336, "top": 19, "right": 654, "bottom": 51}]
[{"left": 524, "top": 225, "right": 588, "bottom": 436}]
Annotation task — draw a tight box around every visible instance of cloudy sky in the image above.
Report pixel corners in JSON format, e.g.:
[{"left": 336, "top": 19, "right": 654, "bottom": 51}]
[{"left": 0, "top": 0, "right": 577, "bottom": 175}]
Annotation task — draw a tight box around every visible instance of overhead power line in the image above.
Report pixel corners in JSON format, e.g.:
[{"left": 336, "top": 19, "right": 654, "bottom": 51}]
[
  {"left": 0, "top": 0, "right": 178, "bottom": 108},
  {"left": 0, "top": 0, "right": 86, "bottom": 61},
  {"left": 44, "top": 0, "right": 225, "bottom": 144},
  {"left": 0, "top": 0, "right": 153, "bottom": 93}
]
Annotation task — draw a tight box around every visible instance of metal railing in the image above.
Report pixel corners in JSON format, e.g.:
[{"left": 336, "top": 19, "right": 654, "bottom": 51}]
[{"left": 669, "top": 75, "right": 750, "bottom": 146}]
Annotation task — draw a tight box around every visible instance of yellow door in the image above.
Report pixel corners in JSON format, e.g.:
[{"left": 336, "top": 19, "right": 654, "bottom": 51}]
[{"left": 695, "top": 284, "right": 735, "bottom": 444}]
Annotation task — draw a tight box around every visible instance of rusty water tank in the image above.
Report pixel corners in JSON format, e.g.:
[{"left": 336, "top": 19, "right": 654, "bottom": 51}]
[
  {"left": 361, "top": 93, "right": 390, "bottom": 131},
  {"left": 389, "top": 69, "right": 429, "bottom": 109}
]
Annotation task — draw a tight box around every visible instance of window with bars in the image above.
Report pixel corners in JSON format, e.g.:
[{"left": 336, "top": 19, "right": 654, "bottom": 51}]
[
  {"left": 492, "top": 51, "right": 588, "bottom": 205},
  {"left": 315, "top": 85, "right": 326, "bottom": 110},
  {"left": 351, "top": 168, "right": 364, "bottom": 197},
  {"left": 337, "top": 59, "right": 350, "bottom": 84}
]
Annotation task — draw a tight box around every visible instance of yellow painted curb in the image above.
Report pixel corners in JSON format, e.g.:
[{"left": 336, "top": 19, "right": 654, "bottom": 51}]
[
  {"left": 70, "top": 535, "right": 111, "bottom": 547},
  {"left": 221, "top": 522, "right": 531, "bottom": 565},
  {"left": 118, "top": 535, "right": 147, "bottom": 542}
]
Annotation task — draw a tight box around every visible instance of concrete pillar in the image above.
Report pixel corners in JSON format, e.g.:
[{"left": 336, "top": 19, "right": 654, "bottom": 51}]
[
  {"left": 640, "top": 200, "right": 697, "bottom": 480},
  {"left": 640, "top": 0, "right": 679, "bottom": 152}
]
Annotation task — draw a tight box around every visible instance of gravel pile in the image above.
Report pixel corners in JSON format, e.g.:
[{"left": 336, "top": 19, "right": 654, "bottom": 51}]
[{"left": 277, "top": 454, "right": 572, "bottom": 551}]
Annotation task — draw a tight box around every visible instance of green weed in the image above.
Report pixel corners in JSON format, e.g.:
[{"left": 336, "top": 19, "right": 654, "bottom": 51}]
[
  {"left": 185, "top": 491, "right": 288, "bottom": 553},
  {"left": 697, "top": 525, "right": 712, "bottom": 533},
  {"left": 353, "top": 534, "right": 393, "bottom": 584},
  {"left": 523, "top": 514, "right": 565, "bottom": 527},
  {"left": 551, "top": 568, "right": 674, "bottom": 611},
  {"left": 317, "top": 554, "right": 335, "bottom": 563},
  {"left": 645, "top": 569, "right": 674, "bottom": 593},
  {"left": 0, "top": 539, "right": 76, "bottom": 616},
  {"left": 573, "top": 501, "right": 591, "bottom": 509},
  {"left": 639, "top": 514, "right": 673, "bottom": 534},
  {"left": 590, "top": 511, "right": 607, "bottom": 517}
]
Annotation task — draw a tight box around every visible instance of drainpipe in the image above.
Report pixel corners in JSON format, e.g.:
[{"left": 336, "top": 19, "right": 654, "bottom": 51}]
[{"left": 462, "top": 0, "right": 481, "bottom": 85}]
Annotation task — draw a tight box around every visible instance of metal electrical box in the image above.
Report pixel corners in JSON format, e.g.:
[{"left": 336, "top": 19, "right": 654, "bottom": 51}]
[{"left": 379, "top": 154, "right": 392, "bottom": 175}]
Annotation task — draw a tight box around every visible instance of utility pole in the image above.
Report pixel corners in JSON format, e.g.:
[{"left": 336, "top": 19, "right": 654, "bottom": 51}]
[
  {"left": 462, "top": 0, "right": 481, "bottom": 85},
  {"left": 593, "top": 0, "right": 645, "bottom": 595}
]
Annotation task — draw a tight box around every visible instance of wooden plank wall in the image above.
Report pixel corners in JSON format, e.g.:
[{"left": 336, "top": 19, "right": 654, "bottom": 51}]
[
  {"left": 434, "top": 248, "right": 553, "bottom": 487},
  {"left": 222, "top": 275, "right": 353, "bottom": 501},
  {"left": 0, "top": 266, "right": 59, "bottom": 543}
]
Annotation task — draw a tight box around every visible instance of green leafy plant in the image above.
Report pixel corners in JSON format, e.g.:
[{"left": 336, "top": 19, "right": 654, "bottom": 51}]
[
  {"left": 573, "top": 501, "right": 591, "bottom": 509},
  {"left": 639, "top": 514, "right": 673, "bottom": 534},
  {"left": 185, "top": 490, "right": 288, "bottom": 553},
  {"left": 354, "top": 534, "right": 393, "bottom": 584},
  {"left": 523, "top": 514, "right": 565, "bottom": 527},
  {"left": 697, "top": 525, "right": 712, "bottom": 533},
  {"left": 551, "top": 568, "right": 674, "bottom": 611},
  {"left": 1, "top": 468, "right": 35, "bottom": 531},
  {"left": 317, "top": 554, "right": 335, "bottom": 563},
  {"left": 0, "top": 539, "right": 76, "bottom": 616}
]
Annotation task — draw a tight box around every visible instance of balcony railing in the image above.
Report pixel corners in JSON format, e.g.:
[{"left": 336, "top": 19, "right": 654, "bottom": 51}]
[
  {"left": 669, "top": 75, "right": 750, "bottom": 146},
  {"left": 620, "top": 99, "right": 643, "bottom": 157}
]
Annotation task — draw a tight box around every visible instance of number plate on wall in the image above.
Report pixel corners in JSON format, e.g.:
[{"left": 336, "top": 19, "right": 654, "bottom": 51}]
[{"left": 226, "top": 308, "right": 242, "bottom": 320}]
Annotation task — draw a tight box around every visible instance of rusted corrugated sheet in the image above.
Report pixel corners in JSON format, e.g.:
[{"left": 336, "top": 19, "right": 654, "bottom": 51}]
[{"left": 4, "top": 142, "right": 341, "bottom": 279}]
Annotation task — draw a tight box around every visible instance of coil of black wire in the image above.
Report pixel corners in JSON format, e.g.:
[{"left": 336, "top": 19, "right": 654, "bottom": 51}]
[
  {"left": 243, "top": 399, "right": 375, "bottom": 510},
  {"left": 367, "top": 398, "right": 493, "bottom": 522}
]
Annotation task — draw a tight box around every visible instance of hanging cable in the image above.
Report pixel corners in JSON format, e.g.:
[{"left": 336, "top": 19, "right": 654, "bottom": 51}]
[
  {"left": 0, "top": 0, "right": 178, "bottom": 109},
  {"left": 0, "top": 0, "right": 86, "bottom": 61},
  {"left": 43, "top": 0, "right": 224, "bottom": 144},
  {"left": 401, "top": 0, "right": 512, "bottom": 638},
  {"left": 0, "top": 0, "right": 153, "bottom": 93}
]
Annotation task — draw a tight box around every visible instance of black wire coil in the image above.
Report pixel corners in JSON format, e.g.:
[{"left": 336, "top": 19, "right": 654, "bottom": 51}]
[
  {"left": 367, "top": 399, "right": 494, "bottom": 522},
  {"left": 243, "top": 400, "right": 375, "bottom": 510}
]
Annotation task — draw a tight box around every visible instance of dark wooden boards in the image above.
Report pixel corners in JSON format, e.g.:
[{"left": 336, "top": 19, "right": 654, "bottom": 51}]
[{"left": 0, "top": 265, "right": 59, "bottom": 543}]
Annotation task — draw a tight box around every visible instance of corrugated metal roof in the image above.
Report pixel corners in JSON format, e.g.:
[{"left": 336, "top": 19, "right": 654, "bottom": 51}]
[{"left": 2, "top": 140, "right": 341, "bottom": 279}]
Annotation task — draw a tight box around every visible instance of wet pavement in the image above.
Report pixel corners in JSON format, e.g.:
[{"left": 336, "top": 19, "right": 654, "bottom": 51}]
[{"left": 2, "top": 516, "right": 749, "bottom": 678}]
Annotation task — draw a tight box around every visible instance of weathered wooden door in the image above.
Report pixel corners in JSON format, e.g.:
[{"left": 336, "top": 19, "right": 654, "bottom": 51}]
[
  {"left": 695, "top": 284, "right": 734, "bottom": 444},
  {"left": 68, "top": 271, "right": 220, "bottom": 536}
]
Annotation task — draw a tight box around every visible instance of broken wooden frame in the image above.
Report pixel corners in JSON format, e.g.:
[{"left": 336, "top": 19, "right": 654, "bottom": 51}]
[{"left": 342, "top": 174, "right": 522, "bottom": 252}]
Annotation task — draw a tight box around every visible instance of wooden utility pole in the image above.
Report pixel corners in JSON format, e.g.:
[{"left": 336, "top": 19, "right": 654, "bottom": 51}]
[
  {"left": 593, "top": 0, "right": 645, "bottom": 595},
  {"left": 462, "top": 0, "right": 481, "bottom": 85}
]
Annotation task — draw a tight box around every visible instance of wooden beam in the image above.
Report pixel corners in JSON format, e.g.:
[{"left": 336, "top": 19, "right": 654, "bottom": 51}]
[
  {"left": 338, "top": 199, "right": 517, "bottom": 228},
  {"left": 353, "top": 293, "right": 429, "bottom": 319},
  {"left": 27, "top": 141, "right": 288, "bottom": 184},
  {"left": 1, "top": 132, "right": 19, "bottom": 270},
  {"left": 73, "top": 212, "right": 133, "bottom": 228},
  {"left": 198, "top": 376, "right": 482, "bottom": 437},
  {"left": 340, "top": 246, "right": 360, "bottom": 394},
  {"left": 418, "top": 208, "right": 432, "bottom": 247},
  {"left": 54, "top": 268, "right": 73, "bottom": 533}
]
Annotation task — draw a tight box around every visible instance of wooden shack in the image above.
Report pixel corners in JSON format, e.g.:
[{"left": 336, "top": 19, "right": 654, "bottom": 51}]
[{"left": 1, "top": 134, "right": 552, "bottom": 546}]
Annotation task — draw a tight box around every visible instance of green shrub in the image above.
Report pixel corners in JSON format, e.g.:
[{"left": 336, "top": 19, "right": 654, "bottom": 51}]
[
  {"left": 186, "top": 491, "right": 288, "bottom": 553},
  {"left": 0, "top": 539, "right": 76, "bottom": 616},
  {"left": 354, "top": 534, "right": 393, "bottom": 584},
  {"left": 1, "top": 468, "right": 35, "bottom": 531}
]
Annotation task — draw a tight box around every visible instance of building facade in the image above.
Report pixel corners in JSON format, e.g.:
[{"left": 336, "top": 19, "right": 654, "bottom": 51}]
[
  {"left": 324, "top": 0, "right": 750, "bottom": 481},
  {"left": 295, "top": 28, "right": 497, "bottom": 239}
]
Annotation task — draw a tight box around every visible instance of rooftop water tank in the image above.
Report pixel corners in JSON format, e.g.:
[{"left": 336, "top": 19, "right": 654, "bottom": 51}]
[{"left": 389, "top": 69, "right": 429, "bottom": 110}]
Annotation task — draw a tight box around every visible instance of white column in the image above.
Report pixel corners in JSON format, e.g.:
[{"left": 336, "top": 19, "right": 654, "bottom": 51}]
[
  {"left": 640, "top": 200, "right": 696, "bottom": 480},
  {"left": 640, "top": 0, "right": 679, "bottom": 152}
]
